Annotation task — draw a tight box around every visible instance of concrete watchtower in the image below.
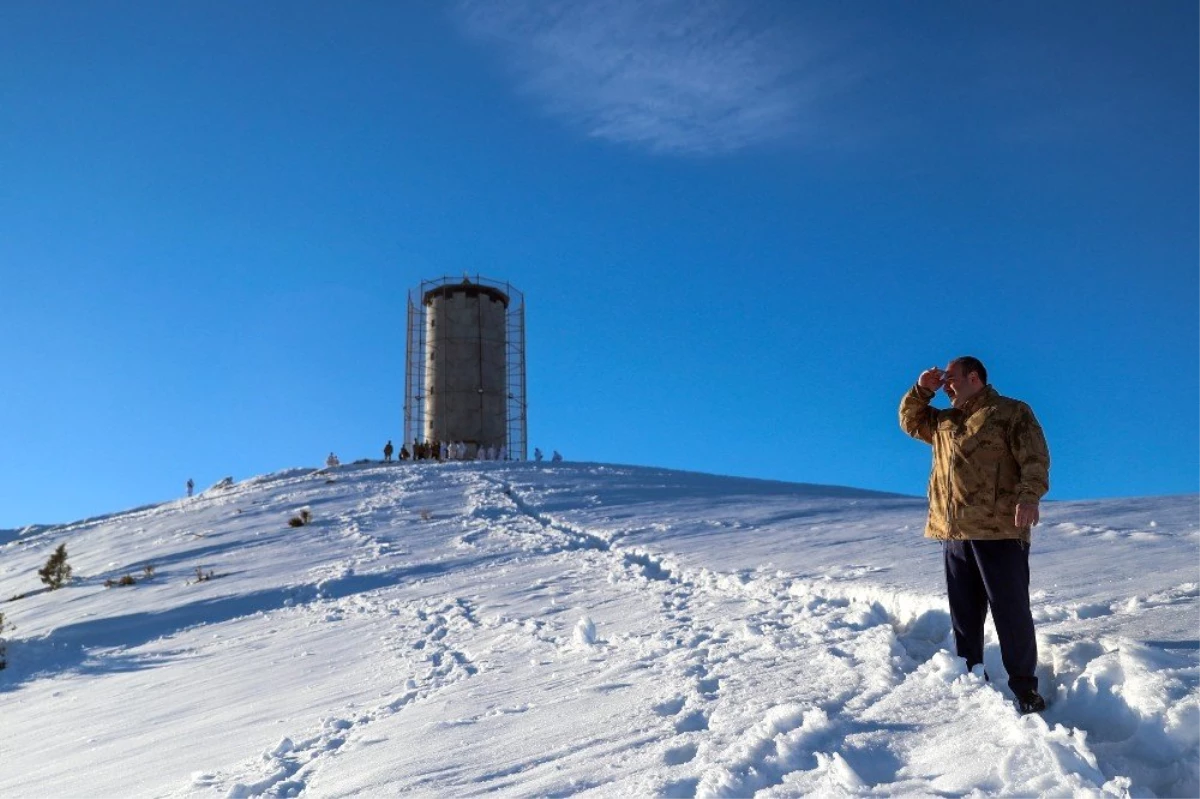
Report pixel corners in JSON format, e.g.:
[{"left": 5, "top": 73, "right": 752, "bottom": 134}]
[{"left": 404, "top": 276, "right": 527, "bottom": 460}]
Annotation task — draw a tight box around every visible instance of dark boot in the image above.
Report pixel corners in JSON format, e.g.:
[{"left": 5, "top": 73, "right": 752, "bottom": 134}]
[{"left": 1017, "top": 690, "right": 1046, "bottom": 714}]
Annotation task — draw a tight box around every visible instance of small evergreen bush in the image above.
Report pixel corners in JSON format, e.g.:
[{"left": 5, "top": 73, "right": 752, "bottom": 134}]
[
  {"left": 194, "top": 566, "right": 215, "bottom": 583},
  {"left": 38, "top": 543, "right": 72, "bottom": 590}
]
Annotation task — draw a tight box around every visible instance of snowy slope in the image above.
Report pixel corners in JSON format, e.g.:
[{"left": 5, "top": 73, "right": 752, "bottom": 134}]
[{"left": 1, "top": 462, "right": 1196, "bottom": 798}]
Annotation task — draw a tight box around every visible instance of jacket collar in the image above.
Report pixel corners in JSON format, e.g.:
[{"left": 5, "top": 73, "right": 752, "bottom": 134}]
[{"left": 958, "top": 385, "right": 998, "bottom": 415}]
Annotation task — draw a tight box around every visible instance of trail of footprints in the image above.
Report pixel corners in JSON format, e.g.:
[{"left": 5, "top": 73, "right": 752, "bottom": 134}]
[
  {"left": 481, "top": 474, "right": 943, "bottom": 796},
  {"left": 638, "top": 580, "right": 951, "bottom": 798},
  {"left": 194, "top": 472, "right": 1181, "bottom": 797},
  {"left": 203, "top": 597, "right": 481, "bottom": 798}
]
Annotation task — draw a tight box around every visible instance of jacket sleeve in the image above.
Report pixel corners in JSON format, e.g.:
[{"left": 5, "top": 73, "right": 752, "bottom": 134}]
[
  {"left": 898, "top": 384, "right": 937, "bottom": 444},
  {"left": 1010, "top": 402, "right": 1050, "bottom": 504}
]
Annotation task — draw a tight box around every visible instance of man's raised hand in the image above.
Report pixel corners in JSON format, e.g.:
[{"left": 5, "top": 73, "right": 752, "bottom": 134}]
[{"left": 918, "top": 367, "right": 945, "bottom": 392}]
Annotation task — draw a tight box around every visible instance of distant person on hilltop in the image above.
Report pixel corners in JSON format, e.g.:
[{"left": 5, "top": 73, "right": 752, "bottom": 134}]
[
  {"left": 186, "top": 478, "right": 194, "bottom": 497},
  {"left": 551, "top": 450, "right": 563, "bottom": 463},
  {"left": 534, "top": 448, "right": 543, "bottom": 462},
  {"left": 899, "top": 356, "right": 1050, "bottom": 715},
  {"left": 400, "top": 445, "right": 410, "bottom": 461},
  {"left": 383, "top": 440, "right": 394, "bottom": 462},
  {"left": 326, "top": 452, "right": 340, "bottom": 468}
]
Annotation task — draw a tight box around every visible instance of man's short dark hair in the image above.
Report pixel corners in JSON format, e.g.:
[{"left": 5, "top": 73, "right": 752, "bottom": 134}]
[{"left": 952, "top": 356, "right": 988, "bottom": 385}]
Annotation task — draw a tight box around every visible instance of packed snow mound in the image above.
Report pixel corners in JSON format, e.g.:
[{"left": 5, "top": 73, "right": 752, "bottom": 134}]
[{"left": 0, "top": 461, "right": 1196, "bottom": 798}]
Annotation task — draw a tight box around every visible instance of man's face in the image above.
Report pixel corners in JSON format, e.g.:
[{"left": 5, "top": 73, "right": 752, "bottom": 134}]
[{"left": 942, "top": 361, "right": 982, "bottom": 408}]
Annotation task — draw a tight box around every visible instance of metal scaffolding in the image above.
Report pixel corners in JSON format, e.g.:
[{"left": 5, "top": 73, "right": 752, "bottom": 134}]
[{"left": 404, "top": 276, "right": 527, "bottom": 461}]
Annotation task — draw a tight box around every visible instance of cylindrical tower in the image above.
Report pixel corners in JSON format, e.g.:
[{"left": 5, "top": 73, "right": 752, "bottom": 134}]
[
  {"left": 405, "top": 276, "right": 527, "bottom": 460},
  {"left": 424, "top": 279, "right": 507, "bottom": 451}
]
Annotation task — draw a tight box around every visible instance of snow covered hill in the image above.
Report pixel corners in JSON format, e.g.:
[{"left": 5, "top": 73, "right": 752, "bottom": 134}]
[{"left": 1, "top": 462, "right": 1196, "bottom": 798}]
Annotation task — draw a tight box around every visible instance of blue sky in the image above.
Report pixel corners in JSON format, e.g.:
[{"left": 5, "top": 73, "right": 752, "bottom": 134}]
[{"left": 1, "top": 1, "right": 1196, "bottom": 528}]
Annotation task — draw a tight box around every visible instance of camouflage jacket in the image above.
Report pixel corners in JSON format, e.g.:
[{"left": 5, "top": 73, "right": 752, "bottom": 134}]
[{"left": 899, "top": 384, "right": 1050, "bottom": 541}]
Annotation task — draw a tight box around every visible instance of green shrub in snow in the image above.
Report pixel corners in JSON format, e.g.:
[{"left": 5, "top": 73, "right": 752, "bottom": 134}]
[{"left": 38, "top": 543, "right": 72, "bottom": 590}]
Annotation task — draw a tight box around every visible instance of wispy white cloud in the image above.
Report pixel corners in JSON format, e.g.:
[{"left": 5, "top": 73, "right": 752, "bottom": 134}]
[{"left": 455, "top": 0, "right": 857, "bottom": 156}]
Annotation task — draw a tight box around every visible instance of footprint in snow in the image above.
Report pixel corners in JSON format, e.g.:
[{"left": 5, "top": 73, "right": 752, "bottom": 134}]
[
  {"left": 1071, "top": 601, "right": 1113, "bottom": 620},
  {"left": 653, "top": 696, "right": 687, "bottom": 716},
  {"left": 663, "top": 742, "right": 699, "bottom": 766},
  {"left": 674, "top": 710, "right": 709, "bottom": 733}
]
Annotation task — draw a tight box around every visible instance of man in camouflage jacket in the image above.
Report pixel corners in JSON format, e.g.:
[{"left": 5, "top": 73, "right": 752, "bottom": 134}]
[{"left": 899, "top": 356, "right": 1050, "bottom": 713}]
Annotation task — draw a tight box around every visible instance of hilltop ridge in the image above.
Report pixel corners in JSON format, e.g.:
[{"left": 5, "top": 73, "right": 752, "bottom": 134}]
[{"left": 1, "top": 461, "right": 1196, "bottom": 797}]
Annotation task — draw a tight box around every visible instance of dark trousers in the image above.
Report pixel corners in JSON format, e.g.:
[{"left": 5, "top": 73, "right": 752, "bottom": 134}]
[{"left": 943, "top": 539, "right": 1038, "bottom": 695}]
